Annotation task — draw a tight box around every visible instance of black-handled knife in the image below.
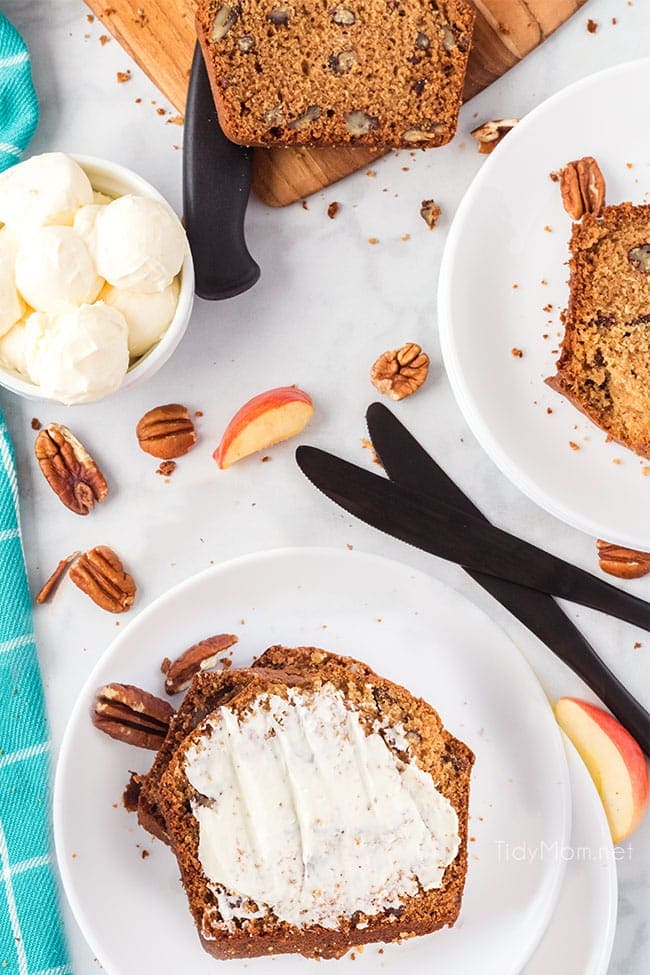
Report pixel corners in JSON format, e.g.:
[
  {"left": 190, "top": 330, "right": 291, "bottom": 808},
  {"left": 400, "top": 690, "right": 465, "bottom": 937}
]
[
  {"left": 366, "top": 403, "right": 650, "bottom": 753},
  {"left": 183, "top": 44, "right": 260, "bottom": 300},
  {"left": 296, "top": 446, "right": 650, "bottom": 632}
]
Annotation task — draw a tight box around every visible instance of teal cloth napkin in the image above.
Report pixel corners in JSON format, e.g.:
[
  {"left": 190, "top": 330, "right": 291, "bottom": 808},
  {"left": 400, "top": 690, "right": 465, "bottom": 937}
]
[
  {"left": 0, "top": 412, "right": 71, "bottom": 974},
  {"left": 0, "top": 13, "right": 69, "bottom": 973},
  {"left": 0, "top": 11, "right": 38, "bottom": 172}
]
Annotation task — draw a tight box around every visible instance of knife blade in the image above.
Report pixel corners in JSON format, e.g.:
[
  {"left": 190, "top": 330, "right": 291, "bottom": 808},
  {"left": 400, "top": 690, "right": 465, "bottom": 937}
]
[
  {"left": 366, "top": 402, "right": 650, "bottom": 752},
  {"left": 183, "top": 44, "right": 260, "bottom": 300},
  {"left": 295, "top": 445, "right": 650, "bottom": 633}
]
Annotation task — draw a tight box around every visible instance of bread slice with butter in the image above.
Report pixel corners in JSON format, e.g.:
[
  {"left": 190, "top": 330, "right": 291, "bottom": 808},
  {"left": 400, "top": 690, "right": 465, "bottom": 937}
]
[
  {"left": 137, "top": 645, "right": 376, "bottom": 843},
  {"left": 158, "top": 654, "right": 474, "bottom": 960}
]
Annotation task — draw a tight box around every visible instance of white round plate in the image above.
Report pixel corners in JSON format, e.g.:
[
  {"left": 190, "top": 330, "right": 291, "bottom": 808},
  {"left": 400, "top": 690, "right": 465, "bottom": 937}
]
[
  {"left": 439, "top": 59, "right": 650, "bottom": 549},
  {"left": 54, "top": 548, "right": 570, "bottom": 975},
  {"left": 524, "top": 735, "right": 617, "bottom": 975}
]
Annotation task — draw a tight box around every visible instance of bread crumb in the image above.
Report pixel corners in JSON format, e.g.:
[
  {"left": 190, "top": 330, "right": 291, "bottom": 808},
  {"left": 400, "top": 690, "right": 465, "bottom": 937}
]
[
  {"left": 86, "top": 13, "right": 94, "bottom": 22},
  {"left": 366, "top": 170, "right": 376, "bottom": 178},
  {"left": 99, "top": 34, "right": 110, "bottom": 45},
  {"left": 512, "top": 283, "right": 519, "bottom": 289},
  {"left": 401, "top": 233, "right": 410, "bottom": 241},
  {"left": 546, "top": 407, "right": 553, "bottom": 414},
  {"left": 543, "top": 304, "right": 553, "bottom": 313},
  {"left": 156, "top": 107, "right": 167, "bottom": 116},
  {"left": 612, "top": 458, "right": 621, "bottom": 465},
  {"left": 402, "top": 166, "right": 410, "bottom": 172},
  {"left": 634, "top": 641, "right": 642, "bottom": 649},
  {"left": 167, "top": 114, "right": 184, "bottom": 125},
  {"left": 540, "top": 279, "right": 548, "bottom": 286},
  {"left": 549, "top": 171, "right": 560, "bottom": 183},
  {"left": 569, "top": 441, "right": 581, "bottom": 451},
  {"left": 361, "top": 438, "right": 383, "bottom": 467},
  {"left": 544, "top": 225, "right": 552, "bottom": 232},
  {"left": 31, "top": 417, "right": 41, "bottom": 430},
  {"left": 626, "top": 162, "right": 634, "bottom": 169},
  {"left": 156, "top": 460, "right": 176, "bottom": 478},
  {"left": 511, "top": 347, "right": 524, "bottom": 358},
  {"left": 134, "top": 97, "right": 142, "bottom": 103},
  {"left": 261, "top": 455, "right": 271, "bottom": 463},
  {"left": 301, "top": 200, "right": 309, "bottom": 211},
  {"left": 586, "top": 18, "right": 599, "bottom": 33},
  {"left": 641, "top": 466, "right": 649, "bottom": 477},
  {"left": 346, "top": 544, "right": 353, "bottom": 551},
  {"left": 420, "top": 199, "right": 441, "bottom": 230},
  {"left": 141, "top": 849, "right": 149, "bottom": 859},
  {"left": 116, "top": 70, "right": 131, "bottom": 84},
  {"left": 368, "top": 237, "right": 379, "bottom": 245},
  {"left": 612, "top": 17, "right": 618, "bottom": 24},
  {"left": 327, "top": 201, "right": 340, "bottom": 219}
]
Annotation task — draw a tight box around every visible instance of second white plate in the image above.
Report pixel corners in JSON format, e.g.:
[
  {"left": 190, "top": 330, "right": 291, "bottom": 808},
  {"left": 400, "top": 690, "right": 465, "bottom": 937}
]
[
  {"left": 439, "top": 59, "right": 650, "bottom": 548},
  {"left": 54, "top": 548, "right": 570, "bottom": 974}
]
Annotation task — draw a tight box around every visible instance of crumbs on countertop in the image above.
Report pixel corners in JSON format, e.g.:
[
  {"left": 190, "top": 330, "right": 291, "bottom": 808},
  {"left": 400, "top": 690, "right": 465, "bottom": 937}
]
[
  {"left": 31, "top": 417, "right": 41, "bottom": 430},
  {"left": 116, "top": 70, "right": 131, "bottom": 84},
  {"left": 586, "top": 19, "right": 599, "bottom": 33},
  {"left": 156, "top": 460, "right": 177, "bottom": 478},
  {"left": 368, "top": 237, "right": 379, "bottom": 245},
  {"left": 327, "top": 202, "right": 340, "bottom": 219},
  {"left": 511, "top": 348, "right": 524, "bottom": 358},
  {"left": 99, "top": 34, "right": 110, "bottom": 45},
  {"left": 569, "top": 441, "right": 581, "bottom": 451}
]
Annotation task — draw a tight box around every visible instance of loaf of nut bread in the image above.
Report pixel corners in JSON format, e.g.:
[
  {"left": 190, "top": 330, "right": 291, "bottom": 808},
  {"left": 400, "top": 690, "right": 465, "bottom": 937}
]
[
  {"left": 547, "top": 203, "right": 650, "bottom": 458},
  {"left": 158, "top": 654, "right": 474, "bottom": 959},
  {"left": 195, "top": 0, "right": 475, "bottom": 148}
]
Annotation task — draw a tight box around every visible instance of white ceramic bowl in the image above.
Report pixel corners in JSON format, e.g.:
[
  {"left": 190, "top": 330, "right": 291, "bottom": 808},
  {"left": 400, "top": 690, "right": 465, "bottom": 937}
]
[{"left": 0, "top": 153, "right": 194, "bottom": 404}]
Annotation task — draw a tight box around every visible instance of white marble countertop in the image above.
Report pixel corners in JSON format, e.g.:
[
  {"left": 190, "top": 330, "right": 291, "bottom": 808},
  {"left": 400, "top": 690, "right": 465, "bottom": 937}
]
[{"left": 1, "top": 0, "right": 649, "bottom": 972}]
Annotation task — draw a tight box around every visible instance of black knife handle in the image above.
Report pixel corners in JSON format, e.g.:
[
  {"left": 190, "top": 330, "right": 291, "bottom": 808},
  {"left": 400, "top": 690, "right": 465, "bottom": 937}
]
[
  {"left": 475, "top": 572, "right": 650, "bottom": 752},
  {"left": 183, "top": 44, "right": 260, "bottom": 300}
]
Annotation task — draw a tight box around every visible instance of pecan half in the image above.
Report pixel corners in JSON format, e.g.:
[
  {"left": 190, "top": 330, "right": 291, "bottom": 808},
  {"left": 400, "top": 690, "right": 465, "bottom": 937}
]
[
  {"left": 92, "top": 684, "right": 174, "bottom": 750},
  {"left": 35, "top": 552, "right": 79, "bottom": 604},
  {"left": 69, "top": 546, "right": 136, "bottom": 613},
  {"left": 470, "top": 118, "right": 519, "bottom": 154},
  {"left": 163, "top": 633, "right": 239, "bottom": 695},
  {"left": 370, "top": 343, "right": 430, "bottom": 401},
  {"left": 628, "top": 244, "right": 650, "bottom": 274},
  {"left": 34, "top": 424, "right": 108, "bottom": 516},
  {"left": 559, "top": 156, "right": 606, "bottom": 220},
  {"left": 596, "top": 540, "right": 650, "bottom": 580},
  {"left": 136, "top": 404, "right": 197, "bottom": 459}
]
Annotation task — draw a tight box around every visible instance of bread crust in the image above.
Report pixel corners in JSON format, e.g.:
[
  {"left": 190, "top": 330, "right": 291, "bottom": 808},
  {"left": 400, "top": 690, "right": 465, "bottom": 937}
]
[
  {"left": 547, "top": 203, "right": 650, "bottom": 459},
  {"left": 158, "top": 651, "right": 474, "bottom": 960},
  {"left": 195, "top": 0, "right": 475, "bottom": 149}
]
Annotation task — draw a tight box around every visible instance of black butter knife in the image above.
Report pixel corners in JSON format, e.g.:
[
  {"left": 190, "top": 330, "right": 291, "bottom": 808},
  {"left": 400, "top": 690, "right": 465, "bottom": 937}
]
[
  {"left": 183, "top": 44, "right": 260, "bottom": 300},
  {"left": 366, "top": 403, "right": 650, "bottom": 752},
  {"left": 295, "top": 446, "right": 650, "bottom": 632}
]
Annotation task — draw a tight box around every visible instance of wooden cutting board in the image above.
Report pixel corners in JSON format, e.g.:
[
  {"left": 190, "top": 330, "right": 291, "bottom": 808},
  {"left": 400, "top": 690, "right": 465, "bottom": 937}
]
[{"left": 85, "top": 0, "right": 587, "bottom": 206}]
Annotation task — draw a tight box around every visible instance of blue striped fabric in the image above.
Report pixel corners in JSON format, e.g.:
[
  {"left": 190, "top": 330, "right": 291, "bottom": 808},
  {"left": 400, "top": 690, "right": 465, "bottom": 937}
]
[
  {"left": 0, "top": 411, "right": 70, "bottom": 974},
  {"left": 0, "top": 12, "right": 38, "bottom": 172}
]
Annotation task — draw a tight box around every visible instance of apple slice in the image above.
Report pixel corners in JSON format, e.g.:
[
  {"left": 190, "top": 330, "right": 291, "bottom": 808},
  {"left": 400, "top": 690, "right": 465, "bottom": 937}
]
[
  {"left": 214, "top": 386, "right": 314, "bottom": 469},
  {"left": 555, "top": 697, "right": 649, "bottom": 843}
]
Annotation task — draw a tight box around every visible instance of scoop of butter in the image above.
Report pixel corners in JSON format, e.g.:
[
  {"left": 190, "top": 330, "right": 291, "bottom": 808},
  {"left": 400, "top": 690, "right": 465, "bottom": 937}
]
[
  {"left": 25, "top": 302, "right": 129, "bottom": 405},
  {"left": 0, "top": 152, "right": 93, "bottom": 228}
]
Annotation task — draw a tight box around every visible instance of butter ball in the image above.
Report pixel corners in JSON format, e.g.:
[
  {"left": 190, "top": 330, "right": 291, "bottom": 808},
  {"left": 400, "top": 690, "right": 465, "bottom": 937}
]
[
  {"left": 0, "top": 152, "right": 93, "bottom": 229},
  {"left": 15, "top": 226, "right": 104, "bottom": 312},
  {"left": 94, "top": 195, "right": 186, "bottom": 292}
]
